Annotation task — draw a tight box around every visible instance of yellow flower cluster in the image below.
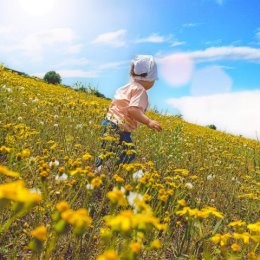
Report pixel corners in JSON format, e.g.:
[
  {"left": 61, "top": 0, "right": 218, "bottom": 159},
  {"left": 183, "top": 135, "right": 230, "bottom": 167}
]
[
  {"left": 0, "top": 165, "right": 20, "bottom": 177},
  {"left": 176, "top": 206, "right": 224, "bottom": 219},
  {"left": 30, "top": 225, "right": 47, "bottom": 241},
  {"left": 104, "top": 202, "right": 167, "bottom": 233},
  {"left": 107, "top": 189, "right": 128, "bottom": 206},
  {"left": 1, "top": 65, "right": 260, "bottom": 259},
  {"left": 54, "top": 201, "right": 92, "bottom": 234},
  {"left": 0, "top": 180, "right": 42, "bottom": 204}
]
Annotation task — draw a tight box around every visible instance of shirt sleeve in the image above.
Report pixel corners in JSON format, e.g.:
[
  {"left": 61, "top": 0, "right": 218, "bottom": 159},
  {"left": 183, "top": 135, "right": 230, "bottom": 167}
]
[{"left": 128, "top": 87, "right": 148, "bottom": 112}]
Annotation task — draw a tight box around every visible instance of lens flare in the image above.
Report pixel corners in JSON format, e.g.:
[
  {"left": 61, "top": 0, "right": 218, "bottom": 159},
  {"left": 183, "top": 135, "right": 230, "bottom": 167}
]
[{"left": 158, "top": 53, "right": 194, "bottom": 87}]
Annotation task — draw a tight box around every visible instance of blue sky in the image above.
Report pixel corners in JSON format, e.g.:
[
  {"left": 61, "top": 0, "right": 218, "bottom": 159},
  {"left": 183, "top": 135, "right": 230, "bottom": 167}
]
[{"left": 1, "top": 0, "right": 260, "bottom": 139}]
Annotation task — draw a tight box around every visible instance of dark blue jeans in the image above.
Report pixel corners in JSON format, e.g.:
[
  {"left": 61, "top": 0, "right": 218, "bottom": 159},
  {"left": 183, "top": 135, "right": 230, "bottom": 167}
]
[{"left": 95, "top": 119, "right": 136, "bottom": 167}]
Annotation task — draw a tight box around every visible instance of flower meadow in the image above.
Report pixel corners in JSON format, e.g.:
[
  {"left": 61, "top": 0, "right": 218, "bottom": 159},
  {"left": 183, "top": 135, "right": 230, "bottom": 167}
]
[{"left": 0, "top": 66, "right": 259, "bottom": 260}]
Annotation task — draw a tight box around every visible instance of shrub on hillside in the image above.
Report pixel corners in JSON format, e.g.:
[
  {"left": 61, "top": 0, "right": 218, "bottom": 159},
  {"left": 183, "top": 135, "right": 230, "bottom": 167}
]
[
  {"left": 43, "top": 71, "right": 61, "bottom": 84},
  {"left": 207, "top": 124, "right": 217, "bottom": 130}
]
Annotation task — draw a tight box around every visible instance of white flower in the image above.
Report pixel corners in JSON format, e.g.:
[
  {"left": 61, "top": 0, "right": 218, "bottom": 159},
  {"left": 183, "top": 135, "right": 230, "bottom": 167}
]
[
  {"left": 29, "top": 188, "right": 42, "bottom": 195},
  {"left": 49, "top": 160, "right": 60, "bottom": 167},
  {"left": 207, "top": 174, "right": 215, "bottom": 181},
  {"left": 19, "top": 86, "right": 25, "bottom": 91},
  {"left": 54, "top": 114, "right": 59, "bottom": 119},
  {"left": 54, "top": 124, "right": 59, "bottom": 127},
  {"left": 55, "top": 173, "right": 68, "bottom": 181},
  {"left": 185, "top": 182, "right": 193, "bottom": 189},
  {"left": 22, "top": 103, "right": 27, "bottom": 106},
  {"left": 94, "top": 165, "right": 103, "bottom": 174},
  {"left": 29, "top": 157, "right": 37, "bottom": 163},
  {"left": 127, "top": 191, "right": 143, "bottom": 207},
  {"left": 133, "top": 169, "right": 144, "bottom": 180},
  {"left": 40, "top": 121, "right": 44, "bottom": 125},
  {"left": 6, "top": 88, "right": 12, "bottom": 93},
  {"left": 86, "top": 184, "right": 94, "bottom": 190},
  {"left": 18, "top": 117, "right": 23, "bottom": 121},
  {"left": 76, "top": 124, "right": 83, "bottom": 129},
  {"left": 32, "top": 98, "right": 39, "bottom": 103}
]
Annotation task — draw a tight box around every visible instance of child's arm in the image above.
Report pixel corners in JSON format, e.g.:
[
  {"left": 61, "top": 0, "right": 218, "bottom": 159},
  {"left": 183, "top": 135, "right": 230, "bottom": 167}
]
[{"left": 128, "top": 107, "right": 162, "bottom": 132}]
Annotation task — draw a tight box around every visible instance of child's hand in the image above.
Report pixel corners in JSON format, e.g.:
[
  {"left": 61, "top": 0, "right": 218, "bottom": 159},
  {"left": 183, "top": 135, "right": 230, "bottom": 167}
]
[{"left": 147, "top": 119, "right": 162, "bottom": 132}]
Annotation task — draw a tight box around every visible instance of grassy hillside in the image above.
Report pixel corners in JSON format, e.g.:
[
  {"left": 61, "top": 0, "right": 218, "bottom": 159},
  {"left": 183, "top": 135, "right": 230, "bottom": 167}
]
[{"left": 0, "top": 66, "right": 259, "bottom": 260}]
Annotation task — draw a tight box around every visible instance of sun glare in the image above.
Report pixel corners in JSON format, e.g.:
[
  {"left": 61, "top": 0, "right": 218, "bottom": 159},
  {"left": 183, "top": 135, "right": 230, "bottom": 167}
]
[{"left": 19, "top": 0, "right": 54, "bottom": 16}]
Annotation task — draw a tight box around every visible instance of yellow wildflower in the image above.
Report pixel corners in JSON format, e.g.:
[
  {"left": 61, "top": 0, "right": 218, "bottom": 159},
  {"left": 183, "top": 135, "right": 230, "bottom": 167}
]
[
  {"left": 0, "top": 165, "right": 20, "bottom": 177},
  {"left": 21, "top": 148, "right": 31, "bottom": 157},
  {"left": 30, "top": 226, "right": 47, "bottom": 241},
  {"left": 231, "top": 243, "right": 241, "bottom": 252},
  {"left": 56, "top": 201, "right": 70, "bottom": 213},
  {"left": 248, "top": 252, "right": 258, "bottom": 260},
  {"left": 105, "top": 210, "right": 133, "bottom": 232},
  {"left": 97, "top": 250, "right": 119, "bottom": 260},
  {"left": 233, "top": 232, "right": 250, "bottom": 244},
  {"left": 129, "top": 241, "right": 142, "bottom": 253},
  {"left": 177, "top": 199, "right": 186, "bottom": 207},
  {"left": 107, "top": 189, "right": 128, "bottom": 206},
  {"left": 61, "top": 208, "right": 92, "bottom": 229},
  {"left": 220, "top": 233, "right": 232, "bottom": 246},
  {"left": 0, "top": 180, "right": 42, "bottom": 203},
  {"left": 50, "top": 143, "right": 58, "bottom": 151},
  {"left": 159, "top": 194, "right": 168, "bottom": 202},
  {"left": 0, "top": 146, "right": 11, "bottom": 153},
  {"left": 210, "top": 234, "right": 221, "bottom": 244},
  {"left": 210, "top": 233, "right": 231, "bottom": 246},
  {"left": 113, "top": 174, "right": 124, "bottom": 183},
  {"left": 91, "top": 177, "right": 102, "bottom": 188},
  {"left": 174, "top": 169, "right": 189, "bottom": 176},
  {"left": 151, "top": 239, "right": 161, "bottom": 249},
  {"left": 228, "top": 220, "right": 246, "bottom": 227},
  {"left": 58, "top": 167, "right": 65, "bottom": 173},
  {"left": 124, "top": 184, "right": 133, "bottom": 191},
  {"left": 82, "top": 152, "right": 92, "bottom": 160},
  {"left": 248, "top": 222, "right": 260, "bottom": 233}
]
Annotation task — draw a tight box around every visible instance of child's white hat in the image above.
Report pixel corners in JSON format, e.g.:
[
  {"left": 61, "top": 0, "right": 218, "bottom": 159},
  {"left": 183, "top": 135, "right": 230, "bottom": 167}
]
[{"left": 131, "top": 55, "right": 158, "bottom": 82}]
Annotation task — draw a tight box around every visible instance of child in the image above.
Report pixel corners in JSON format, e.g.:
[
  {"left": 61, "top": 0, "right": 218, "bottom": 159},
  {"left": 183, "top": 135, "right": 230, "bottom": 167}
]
[{"left": 96, "top": 55, "right": 162, "bottom": 169}]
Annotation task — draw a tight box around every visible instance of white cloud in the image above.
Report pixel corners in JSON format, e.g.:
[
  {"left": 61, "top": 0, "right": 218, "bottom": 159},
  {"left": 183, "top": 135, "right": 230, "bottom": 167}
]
[
  {"left": 98, "top": 60, "right": 129, "bottom": 70},
  {"left": 191, "top": 66, "right": 232, "bottom": 96},
  {"left": 65, "top": 44, "right": 83, "bottom": 54},
  {"left": 92, "top": 29, "right": 127, "bottom": 47},
  {"left": 57, "top": 69, "right": 99, "bottom": 78},
  {"left": 189, "top": 46, "right": 260, "bottom": 62},
  {"left": 256, "top": 30, "right": 260, "bottom": 43},
  {"left": 134, "top": 33, "right": 167, "bottom": 44},
  {"left": 54, "top": 58, "right": 89, "bottom": 68},
  {"left": 167, "top": 91, "right": 260, "bottom": 140},
  {"left": 171, "top": 40, "right": 186, "bottom": 47},
  {"left": 34, "top": 69, "right": 99, "bottom": 78},
  {"left": 20, "top": 28, "right": 76, "bottom": 59},
  {"left": 182, "top": 23, "right": 200, "bottom": 28},
  {"left": 205, "top": 39, "right": 222, "bottom": 45},
  {"left": 0, "top": 26, "right": 11, "bottom": 35},
  {"left": 0, "top": 27, "right": 79, "bottom": 61},
  {"left": 159, "top": 46, "right": 260, "bottom": 65},
  {"left": 157, "top": 46, "right": 260, "bottom": 87}
]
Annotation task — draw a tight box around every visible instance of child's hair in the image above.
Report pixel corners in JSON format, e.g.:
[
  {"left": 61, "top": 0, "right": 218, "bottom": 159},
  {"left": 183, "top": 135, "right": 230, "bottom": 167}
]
[{"left": 130, "top": 64, "right": 148, "bottom": 78}]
